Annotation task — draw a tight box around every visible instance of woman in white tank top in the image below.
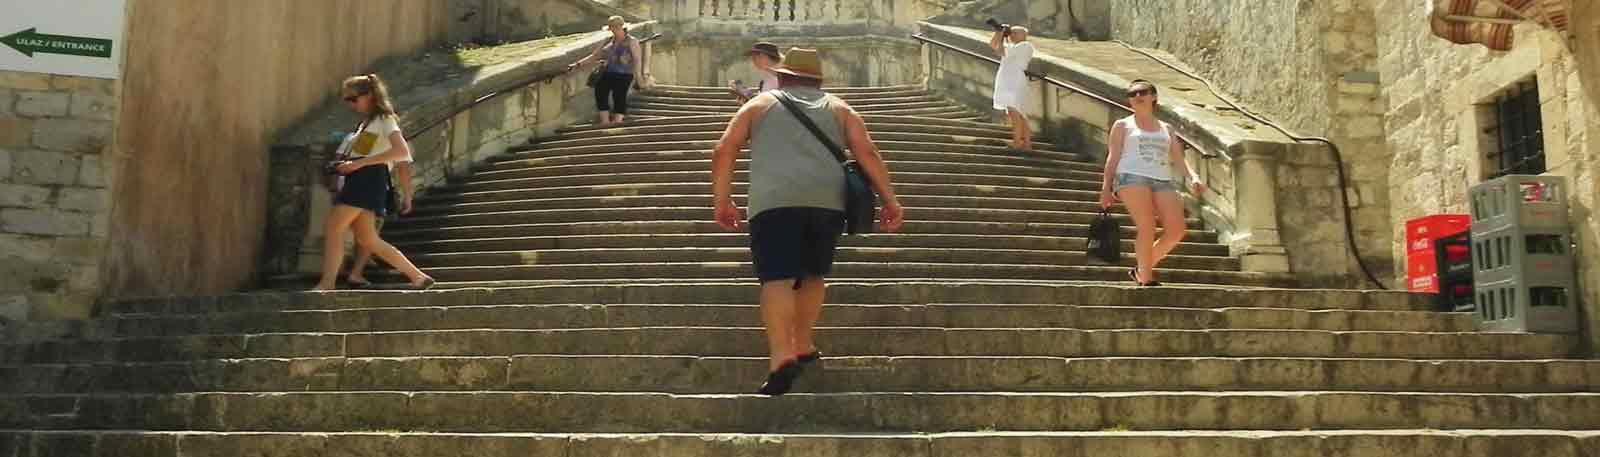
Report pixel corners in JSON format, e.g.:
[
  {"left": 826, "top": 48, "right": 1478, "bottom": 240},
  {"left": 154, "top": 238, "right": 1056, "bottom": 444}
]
[{"left": 1098, "top": 79, "right": 1207, "bottom": 286}]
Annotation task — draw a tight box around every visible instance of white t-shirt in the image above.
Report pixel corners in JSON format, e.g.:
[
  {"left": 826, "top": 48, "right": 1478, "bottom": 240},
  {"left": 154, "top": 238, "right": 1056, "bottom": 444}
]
[
  {"left": 757, "top": 69, "right": 780, "bottom": 94},
  {"left": 340, "top": 115, "right": 412, "bottom": 168}
]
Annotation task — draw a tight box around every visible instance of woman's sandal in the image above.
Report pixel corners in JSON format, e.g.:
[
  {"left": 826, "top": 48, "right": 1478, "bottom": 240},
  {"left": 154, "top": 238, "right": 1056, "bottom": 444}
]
[
  {"left": 757, "top": 360, "right": 804, "bottom": 396},
  {"left": 1129, "top": 268, "right": 1163, "bottom": 287},
  {"left": 409, "top": 277, "right": 437, "bottom": 290},
  {"left": 346, "top": 277, "right": 372, "bottom": 289}
]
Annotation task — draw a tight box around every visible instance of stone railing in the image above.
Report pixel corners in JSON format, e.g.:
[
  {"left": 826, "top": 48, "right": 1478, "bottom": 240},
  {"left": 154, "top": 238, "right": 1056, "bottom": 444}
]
[
  {"left": 262, "top": 23, "right": 659, "bottom": 280},
  {"left": 917, "top": 23, "right": 1310, "bottom": 276},
  {"left": 644, "top": 0, "right": 954, "bottom": 36}
]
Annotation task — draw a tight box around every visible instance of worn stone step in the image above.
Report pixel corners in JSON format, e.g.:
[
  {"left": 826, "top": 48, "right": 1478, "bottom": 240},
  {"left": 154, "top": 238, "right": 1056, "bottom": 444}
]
[
  {"left": 414, "top": 182, "right": 1128, "bottom": 215},
  {"left": 484, "top": 148, "right": 1099, "bottom": 175},
  {"left": 108, "top": 282, "right": 1434, "bottom": 317},
  {"left": 465, "top": 158, "right": 1101, "bottom": 186},
  {"left": 447, "top": 171, "right": 1107, "bottom": 196},
  {"left": 391, "top": 232, "right": 1228, "bottom": 256},
  {"left": 647, "top": 84, "right": 926, "bottom": 95},
  {"left": 400, "top": 247, "right": 1239, "bottom": 271},
  {"left": 5, "top": 430, "right": 1598, "bottom": 457},
  {"left": 631, "top": 93, "right": 947, "bottom": 107},
  {"left": 540, "top": 120, "right": 1058, "bottom": 143},
  {"left": 374, "top": 261, "right": 1279, "bottom": 286},
  {"left": 10, "top": 355, "right": 1595, "bottom": 395},
  {"left": 92, "top": 304, "right": 1475, "bottom": 339},
  {"left": 554, "top": 113, "right": 1013, "bottom": 136},
  {"left": 526, "top": 131, "right": 1077, "bottom": 157},
  {"left": 382, "top": 220, "right": 1217, "bottom": 244},
  {"left": 386, "top": 206, "right": 1202, "bottom": 232},
  {"left": 5, "top": 391, "right": 1599, "bottom": 432},
  {"left": 635, "top": 100, "right": 960, "bottom": 114},
  {"left": 631, "top": 107, "right": 980, "bottom": 119},
  {"left": 411, "top": 194, "right": 1129, "bottom": 219},
  {"left": 499, "top": 139, "right": 1091, "bottom": 168},
  {"left": 10, "top": 326, "right": 1571, "bottom": 364}
]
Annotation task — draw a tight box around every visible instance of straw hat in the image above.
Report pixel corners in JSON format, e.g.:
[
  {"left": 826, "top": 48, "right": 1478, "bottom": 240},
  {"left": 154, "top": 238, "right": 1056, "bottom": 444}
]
[{"left": 771, "top": 47, "right": 823, "bottom": 80}]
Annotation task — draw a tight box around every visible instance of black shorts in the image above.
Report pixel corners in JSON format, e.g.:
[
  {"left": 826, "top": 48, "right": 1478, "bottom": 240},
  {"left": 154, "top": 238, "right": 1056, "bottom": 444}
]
[
  {"left": 335, "top": 164, "right": 391, "bottom": 217},
  {"left": 749, "top": 207, "right": 847, "bottom": 283}
]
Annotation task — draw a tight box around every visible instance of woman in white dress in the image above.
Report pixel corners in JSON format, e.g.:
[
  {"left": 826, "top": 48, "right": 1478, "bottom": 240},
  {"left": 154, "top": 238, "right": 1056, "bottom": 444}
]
[{"left": 990, "top": 24, "right": 1034, "bottom": 152}]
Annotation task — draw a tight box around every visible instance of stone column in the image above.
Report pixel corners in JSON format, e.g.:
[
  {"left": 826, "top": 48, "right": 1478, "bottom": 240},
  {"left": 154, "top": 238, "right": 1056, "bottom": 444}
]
[{"left": 1231, "top": 142, "right": 1291, "bottom": 273}]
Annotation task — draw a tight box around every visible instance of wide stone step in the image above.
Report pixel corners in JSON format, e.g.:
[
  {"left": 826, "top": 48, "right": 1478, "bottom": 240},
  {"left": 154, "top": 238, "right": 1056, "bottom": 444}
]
[
  {"left": 10, "top": 355, "right": 1595, "bottom": 395},
  {"left": 6, "top": 391, "right": 1599, "bottom": 432},
  {"left": 631, "top": 107, "right": 980, "bottom": 119},
  {"left": 5, "top": 430, "right": 1597, "bottom": 457},
  {"left": 483, "top": 148, "right": 1098, "bottom": 174},
  {"left": 541, "top": 120, "right": 1056, "bottom": 143},
  {"left": 499, "top": 139, "right": 1090, "bottom": 168},
  {"left": 554, "top": 113, "right": 1012, "bottom": 135},
  {"left": 527, "top": 131, "right": 1077, "bottom": 157},
  {"left": 382, "top": 262, "right": 1278, "bottom": 286},
  {"left": 634, "top": 100, "right": 960, "bottom": 114},
  {"left": 391, "top": 232, "right": 1228, "bottom": 256},
  {"left": 410, "top": 194, "right": 1130, "bottom": 218},
  {"left": 11, "top": 326, "right": 1571, "bottom": 364},
  {"left": 383, "top": 220, "right": 1217, "bottom": 244},
  {"left": 631, "top": 93, "right": 947, "bottom": 107},
  {"left": 450, "top": 167, "right": 1106, "bottom": 194},
  {"left": 414, "top": 182, "right": 1125, "bottom": 213},
  {"left": 108, "top": 283, "right": 1432, "bottom": 317},
  {"left": 386, "top": 206, "right": 1202, "bottom": 232},
  {"left": 93, "top": 304, "right": 1474, "bottom": 338},
  {"left": 646, "top": 84, "right": 926, "bottom": 95},
  {"left": 400, "top": 247, "right": 1240, "bottom": 271},
  {"left": 464, "top": 158, "right": 1102, "bottom": 186}
]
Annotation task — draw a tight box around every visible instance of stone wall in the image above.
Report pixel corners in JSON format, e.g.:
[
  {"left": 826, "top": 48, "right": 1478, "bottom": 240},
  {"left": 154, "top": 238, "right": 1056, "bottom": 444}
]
[
  {"left": 1105, "top": 0, "right": 1394, "bottom": 288},
  {"left": 652, "top": 36, "right": 924, "bottom": 87},
  {"left": 0, "top": 72, "right": 118, "bottom": 321},
  {"left": 487, "top": 0, "right": 643, "bottom": 42},
  {"left": 1376, "top": 0, "right": 1600, "bottom": 350},
  {"left": 925, "top": 0, "right": 1110, "bottom": 40}
]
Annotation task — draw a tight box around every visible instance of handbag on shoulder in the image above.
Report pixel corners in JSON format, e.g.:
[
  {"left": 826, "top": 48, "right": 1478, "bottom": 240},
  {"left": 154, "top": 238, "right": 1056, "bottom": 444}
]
[{"left": 773, "top": 91, "right": 879, "bottom": 235}]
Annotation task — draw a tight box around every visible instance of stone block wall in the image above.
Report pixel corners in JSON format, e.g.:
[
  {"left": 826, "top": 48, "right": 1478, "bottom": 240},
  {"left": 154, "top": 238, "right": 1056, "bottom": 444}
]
[
  {"left": 1106, "top": 0, "right": 1394, "bottom": 288},
  {"left": 1376, "top": 0, "right": 1600, "bottom": 350},
  {"left": 0, "top": 71, "right": 118, "bottom": 321}
]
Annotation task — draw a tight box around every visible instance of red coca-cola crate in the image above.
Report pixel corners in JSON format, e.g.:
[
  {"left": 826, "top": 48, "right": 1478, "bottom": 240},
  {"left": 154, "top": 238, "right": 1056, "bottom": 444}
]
[{"left": 1405, "top": 214, "right": 1471, "bottom": 293}]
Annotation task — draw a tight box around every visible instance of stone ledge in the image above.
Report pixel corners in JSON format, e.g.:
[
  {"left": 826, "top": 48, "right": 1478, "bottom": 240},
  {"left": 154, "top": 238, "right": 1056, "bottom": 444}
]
[{"left": 917, "top": 23, "right": 1312, "bottom": 160}]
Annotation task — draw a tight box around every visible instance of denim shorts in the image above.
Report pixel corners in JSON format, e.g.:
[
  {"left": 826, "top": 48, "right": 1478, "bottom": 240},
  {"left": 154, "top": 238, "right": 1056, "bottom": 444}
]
[{"left": 1114, "top": 173, "right": 1179, "bottom": 193}]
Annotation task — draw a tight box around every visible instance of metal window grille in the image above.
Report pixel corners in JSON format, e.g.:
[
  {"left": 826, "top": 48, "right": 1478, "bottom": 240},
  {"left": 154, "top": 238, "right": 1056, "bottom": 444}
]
[{"left": 1489, "top": 81, "right": 1545, "bottom": 178}]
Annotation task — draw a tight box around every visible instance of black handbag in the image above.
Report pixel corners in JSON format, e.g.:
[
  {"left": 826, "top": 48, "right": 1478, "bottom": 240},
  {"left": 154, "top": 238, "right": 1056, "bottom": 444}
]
[
  {"left": 773, "top": 91, "right": 878, "bottom": 235},
  {"left": 585, "top": 66, "right": 603, "bottom": 87},
  {"left": 1085, "top": 209, "right": 1122, "bottom": 263}
]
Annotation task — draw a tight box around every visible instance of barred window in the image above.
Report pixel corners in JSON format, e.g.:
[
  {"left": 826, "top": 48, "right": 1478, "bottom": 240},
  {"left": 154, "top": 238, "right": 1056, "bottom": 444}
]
[{"left": 1487, "top": 81, "right": 1545, "bottom": 178}]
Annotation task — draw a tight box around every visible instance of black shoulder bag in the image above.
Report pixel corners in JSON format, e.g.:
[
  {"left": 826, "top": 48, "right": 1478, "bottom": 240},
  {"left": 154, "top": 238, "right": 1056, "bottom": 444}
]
[
  {"left": 772, "top": 91, "right": 879, "bottom": 235},
  {"left": 1085, "top": 209, "right": 1122, "bottom": 263}
]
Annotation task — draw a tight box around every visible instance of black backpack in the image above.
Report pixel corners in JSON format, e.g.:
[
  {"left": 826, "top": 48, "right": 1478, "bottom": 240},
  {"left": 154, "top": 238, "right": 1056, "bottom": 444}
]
[{"left": 1086, "top": 210, "right": 1121, "bottom": 263}]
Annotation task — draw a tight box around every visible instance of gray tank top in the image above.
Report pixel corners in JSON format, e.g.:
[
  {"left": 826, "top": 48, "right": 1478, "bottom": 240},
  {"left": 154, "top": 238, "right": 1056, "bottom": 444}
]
[{"left": 747, "top": 88, "right": 848, "bottom": 217}]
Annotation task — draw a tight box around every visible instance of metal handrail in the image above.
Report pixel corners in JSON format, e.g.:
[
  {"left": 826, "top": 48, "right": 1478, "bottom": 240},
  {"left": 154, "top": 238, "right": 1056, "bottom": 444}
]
[
  {"left": 406, "top": 33, "right": 665, "bottom": 140},
  {"left": 911, "top": 33, "right": 1225, "bottom": 160}
]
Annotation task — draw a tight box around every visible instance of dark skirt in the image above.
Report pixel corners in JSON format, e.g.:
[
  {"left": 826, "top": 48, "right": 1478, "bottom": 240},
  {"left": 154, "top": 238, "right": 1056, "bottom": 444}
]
[{"left": 335, "top": 164, "right": 390, "bottom": 217}]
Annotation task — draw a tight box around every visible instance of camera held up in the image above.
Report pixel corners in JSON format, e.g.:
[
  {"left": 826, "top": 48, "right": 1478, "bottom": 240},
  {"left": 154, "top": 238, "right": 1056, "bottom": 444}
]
[{"left": 985, "top": 18, "right": 1012, "bottom": 36}]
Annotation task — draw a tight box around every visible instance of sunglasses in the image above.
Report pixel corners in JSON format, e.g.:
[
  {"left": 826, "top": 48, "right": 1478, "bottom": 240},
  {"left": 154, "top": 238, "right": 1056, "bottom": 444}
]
[
  {"left": 343, "top": 93, "right": 364, "bottom": 103},
  {"left": 1127, "top": 89, "right": 1155, "bottom": 98}
]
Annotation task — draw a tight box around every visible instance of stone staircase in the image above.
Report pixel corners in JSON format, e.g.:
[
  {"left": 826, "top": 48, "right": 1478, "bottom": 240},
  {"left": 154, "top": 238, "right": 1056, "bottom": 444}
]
[{"left": 0, "top": 85, "right": 1595, "bottom": 455}]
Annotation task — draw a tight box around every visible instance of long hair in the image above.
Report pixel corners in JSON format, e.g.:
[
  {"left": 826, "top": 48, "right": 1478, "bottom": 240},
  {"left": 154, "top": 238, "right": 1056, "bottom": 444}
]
[{"left": 343, "top": 73, "right": 397, "bottom": 122}]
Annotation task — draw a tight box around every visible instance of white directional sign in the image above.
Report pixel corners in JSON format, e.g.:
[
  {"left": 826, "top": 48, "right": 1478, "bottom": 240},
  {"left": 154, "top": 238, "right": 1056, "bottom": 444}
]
[{"left": 0, "top": 0, "right": 126, "bottom": 79}]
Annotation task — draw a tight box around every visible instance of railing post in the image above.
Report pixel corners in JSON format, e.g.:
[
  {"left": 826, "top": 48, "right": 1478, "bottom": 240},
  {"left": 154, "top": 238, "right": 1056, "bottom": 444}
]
[{"left": 1232, "top": 143, "right": 1292, "bottom": 273}]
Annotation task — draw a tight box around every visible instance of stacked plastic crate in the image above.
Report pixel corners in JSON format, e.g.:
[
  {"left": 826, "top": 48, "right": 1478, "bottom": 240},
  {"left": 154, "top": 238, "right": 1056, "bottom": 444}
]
[{"left": 1468, "top": 175, "right": 1579, "bottom": 333}]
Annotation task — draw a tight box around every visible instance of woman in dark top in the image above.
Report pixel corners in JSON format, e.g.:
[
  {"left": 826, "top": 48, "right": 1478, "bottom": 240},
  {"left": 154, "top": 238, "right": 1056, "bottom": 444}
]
[{"left": 568, "top": 16, "right": 651, "bottom": 126}]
